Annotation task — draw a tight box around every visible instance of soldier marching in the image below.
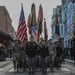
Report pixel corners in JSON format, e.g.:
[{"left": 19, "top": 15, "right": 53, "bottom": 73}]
[
  {"left": 12, "top": 37, "right": 65, "bottom": 74},
  {"left": 25, "top": 37, "right": 37, "bottom": 74}
]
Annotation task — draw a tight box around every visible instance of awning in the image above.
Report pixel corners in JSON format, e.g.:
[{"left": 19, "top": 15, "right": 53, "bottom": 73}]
[{"left": 0, "top": 29, "right": 14, "bottom": 44}]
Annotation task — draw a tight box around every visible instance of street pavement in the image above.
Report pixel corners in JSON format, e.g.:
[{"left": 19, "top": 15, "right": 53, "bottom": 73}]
[
  {"left": 65, "top": 59, "right": 74, "bottom": 64},
  {"left": 0, "top": 59, "right": 75, "bottom": 75},
  {"left": 0, "top": 58, "right": 12, "bottom": 68}
]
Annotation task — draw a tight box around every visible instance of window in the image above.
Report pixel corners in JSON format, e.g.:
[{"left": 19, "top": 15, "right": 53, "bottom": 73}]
[{"left": 61, "top": 25, "right": 63, "bottom": 34}]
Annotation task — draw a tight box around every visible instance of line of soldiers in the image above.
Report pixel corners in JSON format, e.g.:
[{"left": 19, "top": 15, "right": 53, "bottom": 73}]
[{"left": 12, "top": 37, "right": 64, "bottom": 74}]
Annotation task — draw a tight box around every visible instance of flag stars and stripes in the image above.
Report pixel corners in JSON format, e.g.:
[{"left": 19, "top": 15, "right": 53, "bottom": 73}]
[{"left": 17, "top": 4, "right": 28, "bottom": 43}]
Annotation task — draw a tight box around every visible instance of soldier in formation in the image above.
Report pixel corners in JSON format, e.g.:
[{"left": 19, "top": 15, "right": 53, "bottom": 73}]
[
  {"left": 12, "top": 38, "right": 65, "bottom": 74},
  {"left": 55, "top": 41, "right": 63, "bottom": 68},
  {"left": 48, "top": 39, "right": 56, "bottom": 72},
  {"left": 12, "top": 40, "right": 20, "bottom": 71},
  {"left": 26, "top": 37, "right": 37, "bottom": 74},
  {"left": 39, "top": 39, "right": 49, "bottom": 74}
]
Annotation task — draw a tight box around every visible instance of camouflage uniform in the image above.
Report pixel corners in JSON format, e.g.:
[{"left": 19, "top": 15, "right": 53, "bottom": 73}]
[
  {"left": 48, "top": 43, "right": 56, "bottom": 72},
  {"left": 48, "top": 43, "right": 56, "bottom": 61},
  {"left": 12, "top": 42, "right": 20, "bottom": 70},
  {"left": 19, "top": 43, "right": 26, "bottom": 70}
]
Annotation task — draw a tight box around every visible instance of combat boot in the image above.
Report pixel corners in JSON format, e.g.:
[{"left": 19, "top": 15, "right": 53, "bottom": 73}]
[
  {"left": 29, "top": 68, "right": 31, "bottom": 74},
  {"left": 32, "top": 68, "right": 35, "bottom": 74},
  {"left": 44, "top": 68, "right": 47, "bottom": 74},
  {"left": 42, "top": 68, "right": 44, "bottom": 74}
]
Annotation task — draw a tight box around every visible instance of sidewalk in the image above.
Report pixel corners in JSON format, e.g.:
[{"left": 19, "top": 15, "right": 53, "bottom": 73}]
[
  {"left": 0, "top": 58, "right": 12, "bottom": 68},
  {"left": 65, "top": 59, "right": 74, "bottom": 64}
]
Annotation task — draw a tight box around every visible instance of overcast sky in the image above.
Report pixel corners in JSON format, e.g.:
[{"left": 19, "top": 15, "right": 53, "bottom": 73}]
[{"left": 0, "top": 0, "right": 61, "bottom": 39}]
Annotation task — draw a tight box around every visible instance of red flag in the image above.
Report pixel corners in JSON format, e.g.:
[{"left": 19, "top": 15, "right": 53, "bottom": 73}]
[
  {"left": 37, "top": 4, "right": 43, "bottom": 42},
  {"left": 55, "top": 14, "right": 60, "bottom": 37},
  {"left": 17, "top": 4, "right": 28, "bottom": 43},
  {"left": 38, "top": 4, "right": 43, "bottom": 34}
]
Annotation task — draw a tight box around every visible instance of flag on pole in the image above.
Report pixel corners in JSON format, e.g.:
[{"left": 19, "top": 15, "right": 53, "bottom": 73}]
[
  {"left": 27, "top": 14, "right": 32, "bottom": 34},
  {"left": 37, "top": 4, "right": 43, "bottom": 42},
  {"left": 55, "top": 14, "right": 60, "bottom": 37},
  {"left": 31, "top": 3, "right": 36, "bottom": 26},
  {"left": 31, "top": 25, "right": 38, "bottom": 42},
  {"left": 38, "top": 4, "right": 43, "bottom": 34},
  {"left": 44, "top": 18, "right": 48, "bottom": 41},
  {"left": 27, "top": 14, "right": 32, "bottom": 28},
  {"left": 17, "top": 4, "right": 28, "bottom": 43},
  {"left": 37, "top": 18, "right": 40, "bottom": 42}
]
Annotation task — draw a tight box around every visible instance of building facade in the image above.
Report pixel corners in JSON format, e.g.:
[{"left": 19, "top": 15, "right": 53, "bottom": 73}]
[
  {"left": 62, "top": 0, "right": 74, "bottom": 48},
  {"left": 0, "top": 6, "right": 12, "bottom": 34},
  {"left": 51, "top": 5, "right": 64, "bottom": 45},
  {"left": 51, "top": 0, "right": 75, "bottom": 48},
  {"left": 0, "top": 6, "right": 16, "bottom": 40}
]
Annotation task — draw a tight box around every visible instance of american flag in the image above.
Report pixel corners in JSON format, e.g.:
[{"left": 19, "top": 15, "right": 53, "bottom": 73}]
[{"left": 17, "top": 4, "right": 28, "bottom": 43}]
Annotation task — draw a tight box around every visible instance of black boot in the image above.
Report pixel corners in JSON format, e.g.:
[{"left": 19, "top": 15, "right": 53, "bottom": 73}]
[
  {"left": 32, "top": 68, "right": 35, "bottom": 74},
  {"left": 29, "top": 68, "right": 31, "bottom": 74},
  {"left": 13, "top": 61, "right": 16, "bottom": 70},
  {"left": 42, "top": 68, "right": 44, "bottom": 74},
  {"left": 44, "top": 68, "right": 47, "bottom": 74}
]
